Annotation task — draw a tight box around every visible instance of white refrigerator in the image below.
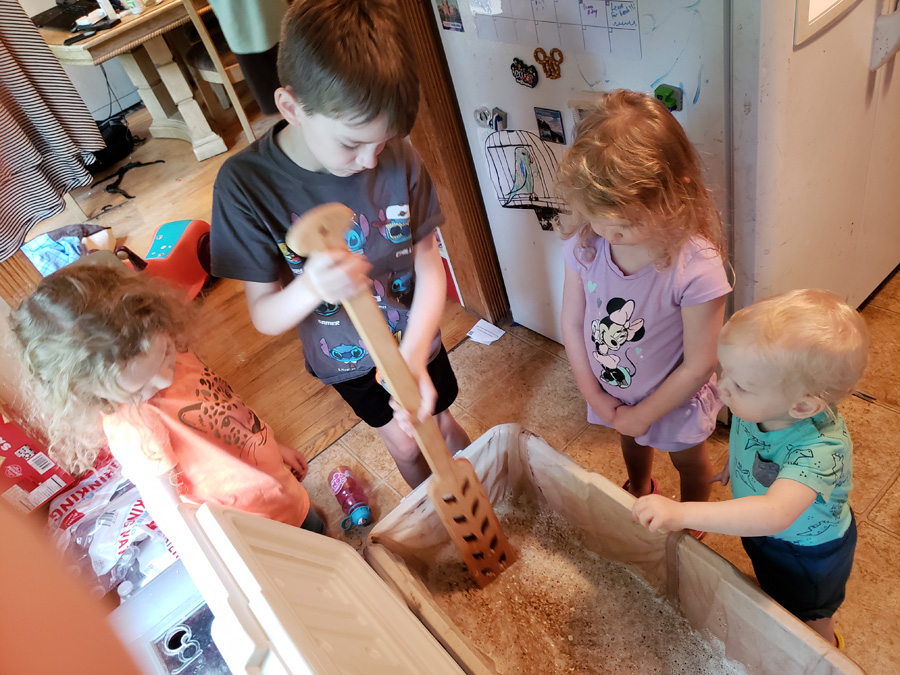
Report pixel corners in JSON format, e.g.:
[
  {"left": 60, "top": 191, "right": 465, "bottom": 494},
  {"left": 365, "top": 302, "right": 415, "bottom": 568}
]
[
  {"left": 431, "top": 0, "right": 900, "bottom": 342},
  {"left": 731, "top": 0, "right": 900, "bottom": 310}
]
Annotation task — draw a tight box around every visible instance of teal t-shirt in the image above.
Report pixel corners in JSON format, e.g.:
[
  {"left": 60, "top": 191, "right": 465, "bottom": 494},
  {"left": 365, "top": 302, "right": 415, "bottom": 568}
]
[{"left": 728, "top": 409, "right": 852, "bottom": 546}]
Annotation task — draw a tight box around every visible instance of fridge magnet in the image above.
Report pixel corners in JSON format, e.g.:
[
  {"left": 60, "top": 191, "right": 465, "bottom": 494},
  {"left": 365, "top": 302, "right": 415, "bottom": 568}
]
[
  {"left": 510, "top": 58, "right": 538, "bottom": 88},
  {"left": 483, "top": 130, "right": 567, "bottom": 231},
  {"left": 489, "top": 107, "right": 508, "bottom": 131},
  {"left": 534, "top": 107, "right": 565, "bottom": 145},
  {"left": 474, "top": 106, "right": 492, "bottom": 128},
  {"left": 654, "top": 83, "right": 684, "bottom": 111},
  {"left": 436, "top": 0, "right": 464, "bottom": 32},
  {"left": 533, "top": 47, "right": 563, "bottom": 80}
]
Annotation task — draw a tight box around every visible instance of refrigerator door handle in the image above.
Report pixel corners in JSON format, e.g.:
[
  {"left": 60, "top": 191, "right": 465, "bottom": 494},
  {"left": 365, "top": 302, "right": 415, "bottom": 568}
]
[{"left": 872, "top": 3, "right": 900, "bottom": 71}]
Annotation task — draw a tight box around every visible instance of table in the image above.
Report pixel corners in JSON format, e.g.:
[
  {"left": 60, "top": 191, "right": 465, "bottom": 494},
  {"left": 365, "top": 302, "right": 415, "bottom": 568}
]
[{"left": 41, "top": 0, "right": 227, "bottom": 161}]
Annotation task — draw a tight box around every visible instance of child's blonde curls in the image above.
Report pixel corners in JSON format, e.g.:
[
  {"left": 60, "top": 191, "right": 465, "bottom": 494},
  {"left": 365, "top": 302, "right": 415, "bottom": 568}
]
[{"left": 10, "top": 264, "right": 192, "bottom": 474}]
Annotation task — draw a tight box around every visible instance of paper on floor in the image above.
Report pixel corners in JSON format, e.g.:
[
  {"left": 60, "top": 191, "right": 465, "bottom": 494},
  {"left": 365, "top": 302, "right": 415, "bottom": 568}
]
[{"left": 467, "top": 319, "right": 505, "bottom": 345}]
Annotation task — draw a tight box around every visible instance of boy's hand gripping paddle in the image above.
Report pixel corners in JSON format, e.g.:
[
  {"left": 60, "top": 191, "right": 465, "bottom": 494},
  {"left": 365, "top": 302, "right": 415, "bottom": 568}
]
[{"left": 287, "top": 203, "right": 515, "bottom": 587}]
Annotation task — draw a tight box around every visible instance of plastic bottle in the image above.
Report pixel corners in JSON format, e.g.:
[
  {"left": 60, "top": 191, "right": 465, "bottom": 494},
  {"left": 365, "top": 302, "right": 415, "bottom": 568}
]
[
  {"left": 328, "top": 466, "right": 372, "bottom": 530},
  {"left": 123, "top": 0, "right": 144, "bottom": 15}
]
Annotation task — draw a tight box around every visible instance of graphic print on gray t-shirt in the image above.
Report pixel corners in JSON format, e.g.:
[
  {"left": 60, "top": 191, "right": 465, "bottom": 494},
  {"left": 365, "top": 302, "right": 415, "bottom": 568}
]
[
  {"left": 211, "top": 120, "right": 444, "bottom": 385},
  {"left": 280, "top": 208, "right": 415, "bottom": 375}
]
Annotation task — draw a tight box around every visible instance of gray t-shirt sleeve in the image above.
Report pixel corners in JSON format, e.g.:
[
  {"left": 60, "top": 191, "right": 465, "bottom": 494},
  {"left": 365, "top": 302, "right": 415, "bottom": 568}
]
[{"left": 210, "top": 159, "right": 284, "bottom": 283}]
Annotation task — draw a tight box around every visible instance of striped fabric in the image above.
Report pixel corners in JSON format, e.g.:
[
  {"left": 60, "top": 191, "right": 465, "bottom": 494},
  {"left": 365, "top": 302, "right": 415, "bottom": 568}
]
[{"left": 0, "top": 0, "right": 104, "bottom": 262}]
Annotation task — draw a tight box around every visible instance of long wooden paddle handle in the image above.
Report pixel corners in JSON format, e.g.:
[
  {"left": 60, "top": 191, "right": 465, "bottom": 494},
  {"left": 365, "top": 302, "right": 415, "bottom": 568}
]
[
  {"left": 284, "top": 202, "right": 458, "bottom": 478},
  {"left": 287, "top": 204, "right": 513, "bottom": 588},
  {"left": 341, "top": 290, "right": 458, "bottom": 479}
]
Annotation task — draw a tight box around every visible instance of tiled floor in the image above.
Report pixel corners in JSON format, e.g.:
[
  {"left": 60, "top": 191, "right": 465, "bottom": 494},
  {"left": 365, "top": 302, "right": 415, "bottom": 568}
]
[{"left": 309, "top": 268, "right": 900, "bottom": 675}]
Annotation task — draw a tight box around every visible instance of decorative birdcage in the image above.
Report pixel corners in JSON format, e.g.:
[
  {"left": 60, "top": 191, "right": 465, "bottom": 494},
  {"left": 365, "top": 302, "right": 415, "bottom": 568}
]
[{"left": 484, "top": 130, "right": 567, "bottom": 229}]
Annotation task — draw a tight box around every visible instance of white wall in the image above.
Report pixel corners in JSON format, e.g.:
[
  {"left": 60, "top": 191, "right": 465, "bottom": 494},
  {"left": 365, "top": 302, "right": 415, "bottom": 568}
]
[
  {"left": 731, "top": 0, "right": 900, "bottom": 309},
  {"left": 18, "top": 0, "right": 140, "bottom": 120},
  {"left": 18, "top": 0, "right": 56, "bottom": 15},
  {"left": 61, "top": 60, "right": 142, "bottom": 120}
]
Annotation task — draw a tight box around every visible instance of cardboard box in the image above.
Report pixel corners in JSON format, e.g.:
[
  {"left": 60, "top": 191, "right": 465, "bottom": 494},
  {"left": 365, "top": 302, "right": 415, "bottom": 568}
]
[{"left": 0, "top": 406, "right": 74, "bottom": 514}]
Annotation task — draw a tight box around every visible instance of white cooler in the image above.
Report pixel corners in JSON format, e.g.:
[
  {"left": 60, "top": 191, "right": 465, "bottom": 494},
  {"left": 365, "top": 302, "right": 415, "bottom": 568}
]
[{"left": 150, "top": 502, "right": 466, "bottom": 675}]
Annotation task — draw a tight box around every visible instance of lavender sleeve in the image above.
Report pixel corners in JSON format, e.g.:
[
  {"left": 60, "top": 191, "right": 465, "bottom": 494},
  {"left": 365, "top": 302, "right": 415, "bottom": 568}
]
[
  {"left": 562, "top": 235, "right": 588, "bottom": 272},
  {"left": 676, "top": 242, "right": 731, "bottom": 307}
]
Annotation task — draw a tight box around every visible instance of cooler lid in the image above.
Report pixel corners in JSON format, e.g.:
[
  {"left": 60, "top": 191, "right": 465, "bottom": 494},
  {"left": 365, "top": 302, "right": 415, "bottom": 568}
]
[{"left": 190, "top": 502, "right": 464, "bottom": 675}]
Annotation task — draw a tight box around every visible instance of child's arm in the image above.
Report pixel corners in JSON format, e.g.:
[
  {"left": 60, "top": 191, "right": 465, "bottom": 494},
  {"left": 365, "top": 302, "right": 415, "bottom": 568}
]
[
  {"left": 614, "top": 296, "right": 725, "bottom": 437},
  {"left": 561, "top": 265, "right": 623, "bottom": 424},
  {"left": 711, "top": 458, "right": 730, "bottom": 486},
  {"left": 105, "top": 414, "right": 201, "bottom": 555},
  {"left": 128, "top": 469, "right": 234, "bottom": 595},
  {"left": 632, "top": 478, "right": 817, "bottom": 536},
  {"left": 244, "top": 250, "right": 373, "bottom": 336},
  {"left": 397, "top": 233, "right": 446, "bottom": 422}
]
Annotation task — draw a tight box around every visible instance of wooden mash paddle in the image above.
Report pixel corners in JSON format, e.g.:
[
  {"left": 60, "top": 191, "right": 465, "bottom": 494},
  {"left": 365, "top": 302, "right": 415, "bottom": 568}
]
[{"left": 287, "top": 203, "right": 515, "bottom": 587}]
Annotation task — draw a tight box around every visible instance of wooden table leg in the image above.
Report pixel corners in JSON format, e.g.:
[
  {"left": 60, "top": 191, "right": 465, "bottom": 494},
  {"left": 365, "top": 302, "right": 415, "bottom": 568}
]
[
  {"left": 182, "top": 0, "right": 255, "bottom": 144},
  {"left": 118, "top": 39, "right": 227, "bottom": 161},
  {"left": 117, "top": 45, "right": 178, "bottom": 127}
]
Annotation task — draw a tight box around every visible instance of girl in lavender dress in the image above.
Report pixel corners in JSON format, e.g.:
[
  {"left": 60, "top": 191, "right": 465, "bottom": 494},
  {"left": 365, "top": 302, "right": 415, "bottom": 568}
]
[{"left": 558, "top": 90, "right": 730, "bottom": 536}]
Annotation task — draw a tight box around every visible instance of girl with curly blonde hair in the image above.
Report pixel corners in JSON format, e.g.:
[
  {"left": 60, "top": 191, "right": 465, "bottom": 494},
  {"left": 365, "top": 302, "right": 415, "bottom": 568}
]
[{"left": 11, "top": 264, "right": 324, "bottom": 539}]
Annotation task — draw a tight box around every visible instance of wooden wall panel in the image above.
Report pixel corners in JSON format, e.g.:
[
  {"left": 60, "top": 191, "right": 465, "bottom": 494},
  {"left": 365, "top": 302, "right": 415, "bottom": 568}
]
[{"left": 400, "top": 0, "right": 509, "bottom": 323}]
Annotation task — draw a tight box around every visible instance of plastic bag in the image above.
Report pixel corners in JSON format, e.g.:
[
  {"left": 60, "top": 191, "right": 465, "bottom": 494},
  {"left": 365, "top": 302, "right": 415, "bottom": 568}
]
[
  {"left": 48, "top": 457, "right": 178, "bottom": 598},
  {"left": 89, "top": 114, "right": 135, "bottom": 175}
]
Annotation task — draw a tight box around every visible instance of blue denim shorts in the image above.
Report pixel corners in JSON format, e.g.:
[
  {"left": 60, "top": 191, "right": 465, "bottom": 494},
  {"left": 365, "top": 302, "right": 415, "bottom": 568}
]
[{"left": 741, "top": 511, "right": 857, "bottom": 621}]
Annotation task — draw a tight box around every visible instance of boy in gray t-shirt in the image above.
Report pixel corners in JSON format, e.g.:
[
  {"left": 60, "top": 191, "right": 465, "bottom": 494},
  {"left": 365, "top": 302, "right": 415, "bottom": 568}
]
[{"left": 211, "top": 0, "right": 470, "bottom": 488}]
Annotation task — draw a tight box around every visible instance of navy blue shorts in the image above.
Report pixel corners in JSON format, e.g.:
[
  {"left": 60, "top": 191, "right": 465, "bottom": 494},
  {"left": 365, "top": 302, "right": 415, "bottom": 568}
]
[
  {"left": 331, "top": 344, "right": 459, "bottom": 428},
  {"left": 742, "top": 511, "right": 857, "bottom": 621}
]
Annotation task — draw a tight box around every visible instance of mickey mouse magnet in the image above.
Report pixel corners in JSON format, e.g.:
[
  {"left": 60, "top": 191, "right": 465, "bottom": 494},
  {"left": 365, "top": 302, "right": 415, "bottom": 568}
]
[{"left": 534, "top": 47, "right": 563, "bottom": 79}]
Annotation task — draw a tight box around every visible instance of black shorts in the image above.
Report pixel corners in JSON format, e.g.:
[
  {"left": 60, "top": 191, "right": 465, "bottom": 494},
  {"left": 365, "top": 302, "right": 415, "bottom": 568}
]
[
  {"left": 742, "top": 511, "right": 857, "bottom": 622},
  {"left": 299, "top": 506, "right": 326, "bottom": 535},
  {"left": 332, "top": 344, "right": 459, "bottom": 428}
]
